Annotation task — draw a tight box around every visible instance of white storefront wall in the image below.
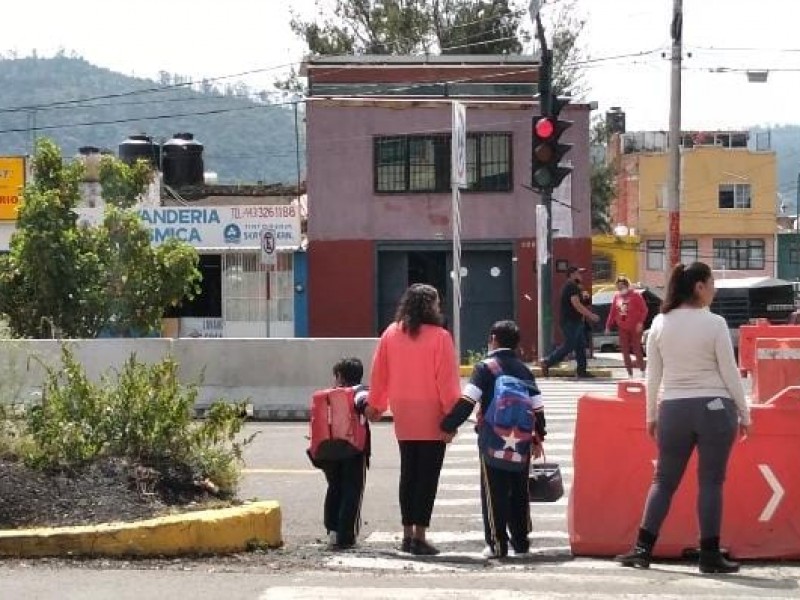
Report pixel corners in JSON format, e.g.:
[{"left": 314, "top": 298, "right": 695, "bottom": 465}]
[{"left": 76, "top": 205, "right": 302, "bottom": 338}]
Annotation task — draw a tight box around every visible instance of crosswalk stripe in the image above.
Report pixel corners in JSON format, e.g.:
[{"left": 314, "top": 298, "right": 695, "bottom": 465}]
[
  {"left": 260, "top": 586, "right": 789, "bottom": 600},
  {"left": 432, "top": 512, "right": 566, "bottom": 521},
  {"left": 441, "top": 466, "right": 573, "bottom": 477},
  {"left": 365, "top": 530, "right": 569, "bottom": 544}
]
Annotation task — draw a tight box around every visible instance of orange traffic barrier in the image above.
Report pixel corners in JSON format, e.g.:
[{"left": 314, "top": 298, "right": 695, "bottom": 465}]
[
  {"left": 569, "top": 382, "right": 800, "bottom": 559},
  {"left": 739, "top": 322, "right": 800, "bottom": 378},
  {"left": 752, "top": 338, "right": 800, "bottom": 403}
]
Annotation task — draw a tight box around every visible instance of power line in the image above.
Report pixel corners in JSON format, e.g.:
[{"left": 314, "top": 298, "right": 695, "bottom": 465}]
[
  {"left": 0, "top": 62, "right": 303, "bottom": 115},
  {"left": 0, "top": 51, "right": 661, "bottom": 137}
]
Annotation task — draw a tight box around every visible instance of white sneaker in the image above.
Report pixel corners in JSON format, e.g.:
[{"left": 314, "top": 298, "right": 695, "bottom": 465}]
[
  {"left": 481, "top": 546, "right": 496, "bottom": 558},
  {"left": 328, "top": 531, "right": 337, "bottom": 546}
]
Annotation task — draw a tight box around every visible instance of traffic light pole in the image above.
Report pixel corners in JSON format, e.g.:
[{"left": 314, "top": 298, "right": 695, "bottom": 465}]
[{"left": 535, "top": 13, "right": 555, "bottom": 360}]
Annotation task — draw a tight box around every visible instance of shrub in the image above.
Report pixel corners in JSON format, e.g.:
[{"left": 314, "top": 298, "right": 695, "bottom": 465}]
[{"left": 24, "top": 345, "right": 247, "bottom": 497}]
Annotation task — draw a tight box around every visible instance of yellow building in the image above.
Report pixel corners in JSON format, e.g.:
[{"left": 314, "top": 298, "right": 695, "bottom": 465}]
[
  {"left": 615, "top": 131, "right": 777, "bottom": 290},
  {"left": 591, "top": 233, "right": 640, "bottom": 294}
]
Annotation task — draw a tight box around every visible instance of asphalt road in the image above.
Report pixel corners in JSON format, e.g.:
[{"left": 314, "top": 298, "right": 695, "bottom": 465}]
[{"left": 1, "top": 375, "right": 798, "bottom": 599}]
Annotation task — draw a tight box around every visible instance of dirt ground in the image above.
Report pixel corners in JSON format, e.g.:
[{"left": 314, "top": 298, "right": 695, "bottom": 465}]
[{"left": 0, "top": 458, "right": 217, "bottom": 529}]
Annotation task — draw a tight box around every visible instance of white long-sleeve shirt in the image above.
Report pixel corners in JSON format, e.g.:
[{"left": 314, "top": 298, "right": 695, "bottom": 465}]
[{"left": 646, "top": 307, "right": 750, "bottom": 425}]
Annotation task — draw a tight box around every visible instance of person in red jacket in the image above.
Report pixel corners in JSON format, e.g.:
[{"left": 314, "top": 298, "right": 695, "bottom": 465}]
[
  {"left": 366, "top": 283, "right": 461, "bottom": 556},
  {"left": 605, "top": 276, "right": 648, "bottom": 378}
]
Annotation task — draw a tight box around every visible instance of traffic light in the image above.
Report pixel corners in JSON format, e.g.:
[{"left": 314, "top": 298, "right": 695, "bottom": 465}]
[{"left": 531, "top": 100, "right": 573, "bottom": 191}]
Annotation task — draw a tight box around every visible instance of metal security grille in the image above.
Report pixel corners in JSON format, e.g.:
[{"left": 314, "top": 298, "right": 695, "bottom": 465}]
[
  {"left": 221, "top": 251, "right": 294, "bottom": 337},
  {"left": 374, "top": 133, "right": 512, "bottom": 193}
]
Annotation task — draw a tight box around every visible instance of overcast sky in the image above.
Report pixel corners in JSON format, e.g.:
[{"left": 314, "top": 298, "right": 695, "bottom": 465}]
[{"left": 3, "top": 0, "right": 800, "bottom": 130}]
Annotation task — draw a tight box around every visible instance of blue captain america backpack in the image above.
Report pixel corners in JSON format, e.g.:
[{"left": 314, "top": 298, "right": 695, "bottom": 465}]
[{"left": 477, "top": 359, "right": 536, "bottom": 472}]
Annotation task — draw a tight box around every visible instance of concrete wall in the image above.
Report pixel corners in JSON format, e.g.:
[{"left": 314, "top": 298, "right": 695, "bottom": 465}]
[{"left": 0, "top": 338, "right": 378, "bottom": 420}]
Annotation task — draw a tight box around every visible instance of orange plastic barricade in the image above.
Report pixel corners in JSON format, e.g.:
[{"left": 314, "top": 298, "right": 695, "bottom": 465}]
[
  {"left": 739, "top": 322, "right": 800, "bottom": 378},
  {"left": 569, "top": 382, "right": 800, "bottom": 559},
  {"left": 752, "top": 338, "right": 800, "bottom": 403}
]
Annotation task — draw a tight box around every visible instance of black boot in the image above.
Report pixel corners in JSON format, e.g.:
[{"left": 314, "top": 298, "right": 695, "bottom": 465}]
[
  {"left": 615, "top": 528, "right": 657, "bottom": 569},
  {"left": 699, "top": 537, "right": 740, "bottom": 574}
]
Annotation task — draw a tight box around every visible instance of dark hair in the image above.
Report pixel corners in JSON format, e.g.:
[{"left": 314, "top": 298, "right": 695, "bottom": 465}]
[
  {"left": 662, "top": 261, "right": 713, "bottom": 314},
  {"left": 490, "top": 320, "right": 521, "bottom": 350},
  {"left": 333, "top": 357, "right": 364, "bottom": 387},
  {"left": 616, "top": 275, "right": 630, "bottom": 286},
  {"left": 394, "top": 283, "right": 442, "bottom": 337}
]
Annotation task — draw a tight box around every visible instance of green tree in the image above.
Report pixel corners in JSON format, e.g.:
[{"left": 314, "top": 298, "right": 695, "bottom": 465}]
[
  {"left": 290, "top": 0, "right": 524, "bottom": 56},
  {"left": 98, "top": 156, "right": 153, "bottom": 209},
  {"left": 0, "top": 139, "right": 201, "bottom": 338}
]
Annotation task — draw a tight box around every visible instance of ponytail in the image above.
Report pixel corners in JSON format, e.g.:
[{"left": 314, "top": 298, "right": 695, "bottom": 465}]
[{"left": 661, "top": 261, "right": 712, "bottom": 313}]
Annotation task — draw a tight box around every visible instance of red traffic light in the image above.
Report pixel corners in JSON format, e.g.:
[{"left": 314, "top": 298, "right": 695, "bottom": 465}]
[{"left": 534, "top": 117, "right": 555, "bottom": 139}]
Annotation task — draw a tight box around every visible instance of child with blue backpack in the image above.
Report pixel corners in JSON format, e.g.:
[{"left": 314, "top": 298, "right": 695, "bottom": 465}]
[{"left": 441, "top": 320, "right": 547, "bottom": 558}]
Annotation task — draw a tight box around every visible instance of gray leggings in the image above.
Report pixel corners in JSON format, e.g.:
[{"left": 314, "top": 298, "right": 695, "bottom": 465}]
[{"left": 641, "top": 397, "right": 737, "bottom": 540}]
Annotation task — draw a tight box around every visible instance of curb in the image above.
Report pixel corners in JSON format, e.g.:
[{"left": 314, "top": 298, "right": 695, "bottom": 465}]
[{"left": 0, "top": 501, "right": 282, "bottom": 558}]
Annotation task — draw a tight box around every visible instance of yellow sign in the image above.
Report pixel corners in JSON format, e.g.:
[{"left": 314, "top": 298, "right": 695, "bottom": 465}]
[{"left": 0, "top": 156, "right": 26, "bottom": 221}]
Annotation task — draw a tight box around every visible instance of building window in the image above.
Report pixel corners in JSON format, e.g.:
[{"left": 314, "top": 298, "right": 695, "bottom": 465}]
[
  {"left": 656, "top": 183, "right": 667, "bottom": 210},
  {"left": 374, "top": 133, "right": 511, "bottom": 193},
  {"left": 680, "top": 239, "right": 699, "bottom": 265},
  {"left": 646, "top": 240, "right": 664, "bottom": 271},
  {"left": 713, "top": 238, "right": 765, "bottom": 270},
  {"left": 789, "top": 245, "right": 800, "bottom": 265},
  {"left": 718, "top": 183, "right": 751, "bottom": 209},
  {"left": 374, "top": 136, "right": 407, "bottom": 192},
  {"left": 647, "top": 239, "right": 699, "bottom": 271},
  {"left": 592, "top": 254, "right": 614, "bottom": 282}
]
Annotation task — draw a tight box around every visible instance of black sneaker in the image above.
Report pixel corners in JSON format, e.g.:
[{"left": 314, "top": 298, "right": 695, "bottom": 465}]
[
  {"left": 400, "top": 537, "right": 412, "bottom": 553},
  {"left": 538, "top": 361, "right": 550, "bottom": 378},
  {"left": 615, "top": 545, "right": 652, "bottom": 569},
  {"left": 510, "top": 539, "right": 530, "bottom": 556},
  {"left": 410, "top": 539, "right": 440, "bottom": 556},
  {"left": 576, "top": 371, "right": 596, "bottom": 380}
]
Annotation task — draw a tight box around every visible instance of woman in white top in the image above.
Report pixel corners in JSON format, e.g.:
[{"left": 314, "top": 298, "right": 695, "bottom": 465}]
[{"left": 616, "top": 262, "right": 751, "bottom": 574}]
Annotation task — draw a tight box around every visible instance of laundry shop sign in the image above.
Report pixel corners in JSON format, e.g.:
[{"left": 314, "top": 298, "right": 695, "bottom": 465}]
[{"left": 77, "top": 205, "right": 301, "bottom": 249}]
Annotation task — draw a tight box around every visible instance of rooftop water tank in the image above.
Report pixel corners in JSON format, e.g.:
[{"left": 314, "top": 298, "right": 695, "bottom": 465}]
[
  {"left": 162, "top": 133, "right": 204, "bottom": 188},
  {"left": 119, "top": 134, "right": 160, "bottom": 168}
]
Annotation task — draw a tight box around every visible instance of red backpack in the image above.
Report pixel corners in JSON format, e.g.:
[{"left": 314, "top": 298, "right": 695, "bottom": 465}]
[{"left": 308, "top": 387, "right": 368, "bottom": 463}]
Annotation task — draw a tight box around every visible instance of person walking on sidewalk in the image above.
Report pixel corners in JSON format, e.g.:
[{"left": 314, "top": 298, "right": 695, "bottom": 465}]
[
  {"left": 366, "top": 283, "right": 462, "bottom": 556},
  {"left": 605, "top": 275, "right": 648, "bottom": 378},
  {"left": 539, "top": 266, "right": 600, "bottom": 378},
  {"left": 616, "top": 262, "right": 751, "bottom": 574}
]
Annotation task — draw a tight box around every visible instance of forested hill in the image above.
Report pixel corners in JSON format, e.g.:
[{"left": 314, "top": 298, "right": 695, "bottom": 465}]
[
  {"left": 0, "top": 56, "right": 304, "bottom": 184},
  {"left": 1, "top": 56, "right": 798, "bottom": 204}
]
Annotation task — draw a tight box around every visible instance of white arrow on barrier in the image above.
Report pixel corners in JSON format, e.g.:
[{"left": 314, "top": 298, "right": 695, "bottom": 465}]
[{"left": 757, "top": 464, "right": 785, "bottom": 522}]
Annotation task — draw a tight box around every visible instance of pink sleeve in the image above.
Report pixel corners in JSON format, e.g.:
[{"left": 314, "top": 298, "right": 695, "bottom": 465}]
[
  {"left": 368, "top": 334, "right": 390, "bottom": 414},
  {"left": 435, "top": 330, "right": 462, "bottom": 414}
]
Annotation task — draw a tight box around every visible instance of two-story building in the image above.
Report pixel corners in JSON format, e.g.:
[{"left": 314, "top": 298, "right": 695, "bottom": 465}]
[
  {"left": 609, "top": 129, "right": 778, "bottom": 290},
  {"left": 302, "top": 55, "right": 592, "bottom": 359}
]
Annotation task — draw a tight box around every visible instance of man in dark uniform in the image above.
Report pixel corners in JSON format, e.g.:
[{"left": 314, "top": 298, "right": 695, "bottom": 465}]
[{"left": 539, "top": 266, "right": 600, "bottom": 378}]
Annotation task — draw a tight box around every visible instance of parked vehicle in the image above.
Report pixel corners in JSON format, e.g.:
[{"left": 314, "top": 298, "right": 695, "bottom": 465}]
[{"left": 710, "top": 277, "right": 797, "bottom": 349}]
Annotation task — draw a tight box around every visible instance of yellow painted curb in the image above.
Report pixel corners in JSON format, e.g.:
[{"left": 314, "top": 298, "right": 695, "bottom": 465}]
[{"left": 0, "top": 501, "right": 282, "bottom": 558}]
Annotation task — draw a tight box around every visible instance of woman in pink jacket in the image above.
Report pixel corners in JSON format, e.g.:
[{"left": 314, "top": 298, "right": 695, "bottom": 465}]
[
  {"left": 367, "top": 283, "right": 461, "bottom": 556},
  {"left": 605, "top": 276, "right": 648, "bottom": 378}
]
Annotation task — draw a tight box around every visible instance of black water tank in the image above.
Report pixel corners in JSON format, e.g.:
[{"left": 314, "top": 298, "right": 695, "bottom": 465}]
[
  {"left": 162, "top": 133, "right": 204, "bottom": 188},
  {"left": 119, "top": 134, "right": 160, "bottom": 168}
]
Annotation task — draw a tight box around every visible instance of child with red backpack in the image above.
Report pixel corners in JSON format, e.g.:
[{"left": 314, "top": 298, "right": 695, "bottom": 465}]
[
  {"left": 307, "top": 357, "right": 370, "bottom": 550},
  {"left": 441, "top": 320, "right": 547, "bottom": 558}
]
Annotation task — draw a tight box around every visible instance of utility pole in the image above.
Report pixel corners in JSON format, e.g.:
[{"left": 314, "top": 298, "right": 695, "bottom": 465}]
[{"left": 665, "top": 0, "right": 683, "bottom": 277}]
